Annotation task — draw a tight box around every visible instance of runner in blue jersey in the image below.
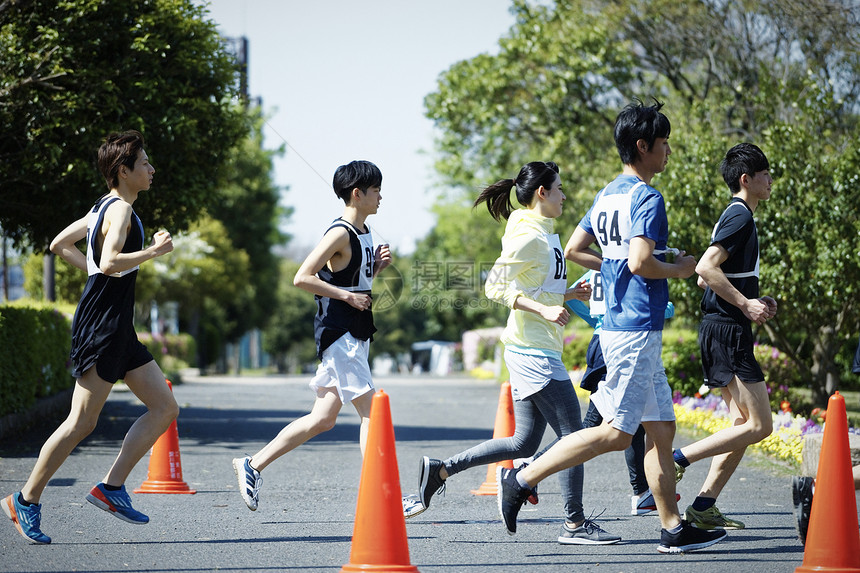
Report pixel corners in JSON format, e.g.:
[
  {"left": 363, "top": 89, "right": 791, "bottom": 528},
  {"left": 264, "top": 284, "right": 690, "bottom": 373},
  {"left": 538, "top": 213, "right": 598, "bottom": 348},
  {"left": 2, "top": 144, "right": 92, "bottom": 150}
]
[
  {"left": 232, "top": 160, "right": 391, "bottom": 513},
  {"left": 567, "top": 270, "right": 679, "bottom": 515},
  {"left": 671, "top": 143, "right": 777, "bottom": 530},
  {"left": 497, "top": 100, "right": 727, "bottom": 554},
  {"left": 3, "top": 131, "right": 177, "bottom": 544}
]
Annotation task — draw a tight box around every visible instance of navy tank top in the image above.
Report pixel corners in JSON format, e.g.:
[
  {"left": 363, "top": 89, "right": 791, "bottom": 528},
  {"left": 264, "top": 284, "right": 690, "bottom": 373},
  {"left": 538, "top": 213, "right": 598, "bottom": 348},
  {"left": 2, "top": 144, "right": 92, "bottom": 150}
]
[
  {"left": 69, "top": 196, "right": 145, "bottom": 379},
  {"left": 313, "top": 218, "right": 377, "bottom": 358}
]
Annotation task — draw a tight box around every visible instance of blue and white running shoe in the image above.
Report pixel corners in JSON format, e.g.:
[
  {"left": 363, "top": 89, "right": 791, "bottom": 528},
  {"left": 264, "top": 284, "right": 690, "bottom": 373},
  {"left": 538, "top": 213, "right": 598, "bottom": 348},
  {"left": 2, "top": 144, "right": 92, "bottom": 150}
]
[
  {"left": 86, "top": 483, "right": 149, "bottom": 524},
  {"left": 3, "top": 493, "right": 51, "bottom": 544},
  {"left": 233, "top": 456, "right": 262, "bottom": 511}
]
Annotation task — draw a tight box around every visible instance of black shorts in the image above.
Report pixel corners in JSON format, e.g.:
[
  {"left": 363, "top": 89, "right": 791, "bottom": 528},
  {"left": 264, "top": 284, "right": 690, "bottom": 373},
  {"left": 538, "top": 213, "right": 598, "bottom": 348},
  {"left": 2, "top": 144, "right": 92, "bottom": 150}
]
[
  {"left": 74, "top": 340, "right": 154, "bottom": 384},
  {"left": 698, "top": 316, "right": 764, "bottom": 388},
  {"left": 580, "top": 333, "right": 607, "bottom": 392}
]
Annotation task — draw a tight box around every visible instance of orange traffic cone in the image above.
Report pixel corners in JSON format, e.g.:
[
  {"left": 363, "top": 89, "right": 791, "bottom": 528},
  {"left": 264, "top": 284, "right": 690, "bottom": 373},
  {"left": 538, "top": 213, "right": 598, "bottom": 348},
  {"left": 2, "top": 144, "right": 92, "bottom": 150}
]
[
  {"left": 134, "top": 380, "right": 196, "bottom": 494},
  {"left": 341, "top": 390, "right": 419, "bottom": 573},
  {"left": 471, "top": 381, "right": 515, "bottom": 496},
  {"left": 795, "top": 391, "right": 860, "bottom": 573}
]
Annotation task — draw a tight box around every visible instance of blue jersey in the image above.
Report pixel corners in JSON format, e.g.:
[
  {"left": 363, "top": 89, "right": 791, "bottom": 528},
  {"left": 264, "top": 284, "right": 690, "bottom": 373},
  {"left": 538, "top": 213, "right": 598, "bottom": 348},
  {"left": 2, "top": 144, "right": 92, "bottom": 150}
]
[{"left": 580, "top": 174, "right": 670, "bottom": 331}]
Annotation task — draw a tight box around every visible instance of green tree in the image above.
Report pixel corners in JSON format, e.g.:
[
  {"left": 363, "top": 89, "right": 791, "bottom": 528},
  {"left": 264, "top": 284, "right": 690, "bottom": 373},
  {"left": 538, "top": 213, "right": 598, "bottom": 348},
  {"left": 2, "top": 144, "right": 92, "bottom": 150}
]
[
  {"left": 409, "top": 199, "right": 507, "bottom": 342},
  {"left": 261, "top": 259, "right": 317, "bottom": 374},
  {"left": 22, "top": 251, "right": 85, "bottom": 304},
  {"left": 137, "top": 216, "right": 253, "bottom": 371},
  {"left": 207, "top": 108, "right": 289, "bottom": 340},
  {"left": 420, "top": 0, "right": 860, "bottom": 400},
  {"left": 0, "top": 0, "right": 246, "bottom": 248}
]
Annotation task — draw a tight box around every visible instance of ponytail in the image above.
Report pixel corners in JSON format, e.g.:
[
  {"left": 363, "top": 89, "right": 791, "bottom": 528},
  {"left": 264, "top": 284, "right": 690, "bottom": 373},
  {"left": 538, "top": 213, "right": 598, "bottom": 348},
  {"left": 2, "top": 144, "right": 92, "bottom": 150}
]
[
  {"left": 474, "top": 161, "right": 560, "bottom": 222},
  {"left": 474, "top": 179, "right": 516, "bottom": 221}
]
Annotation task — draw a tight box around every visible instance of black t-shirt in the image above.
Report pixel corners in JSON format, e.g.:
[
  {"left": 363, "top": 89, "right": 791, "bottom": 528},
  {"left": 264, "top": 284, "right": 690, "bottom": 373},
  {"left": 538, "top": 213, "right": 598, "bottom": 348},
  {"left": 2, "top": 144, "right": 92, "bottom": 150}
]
[{"left": 700, "top": 198, "right": 759, "bottom": 325}]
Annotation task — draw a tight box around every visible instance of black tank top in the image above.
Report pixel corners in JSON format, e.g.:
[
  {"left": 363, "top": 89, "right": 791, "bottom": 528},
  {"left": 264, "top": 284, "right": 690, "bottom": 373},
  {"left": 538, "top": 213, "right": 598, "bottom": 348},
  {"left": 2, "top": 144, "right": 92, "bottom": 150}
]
[
  {"left": 70, "top": 196, "right": 145, "bottom": 378},
  {"left": 313, "top": 219, "right": 376, "bottom": 358}
]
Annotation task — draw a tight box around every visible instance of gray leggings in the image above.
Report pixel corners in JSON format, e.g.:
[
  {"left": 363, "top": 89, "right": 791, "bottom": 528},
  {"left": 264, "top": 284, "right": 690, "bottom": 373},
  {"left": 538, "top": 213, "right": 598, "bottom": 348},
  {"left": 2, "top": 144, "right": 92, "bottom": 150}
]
[{"left": 443, "top": 378, "right": 585, "bottom": 523}]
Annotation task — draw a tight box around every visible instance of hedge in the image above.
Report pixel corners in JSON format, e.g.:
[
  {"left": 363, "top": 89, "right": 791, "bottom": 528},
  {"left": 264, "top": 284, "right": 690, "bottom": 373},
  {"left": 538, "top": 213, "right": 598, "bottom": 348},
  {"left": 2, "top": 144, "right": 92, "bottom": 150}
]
[
  {"left": 0, "top": 305, "right": 74, "bottom": 417},
  {"left": 137, "top": 331, "right": 196, "bottom": 380},
  {"left": 0, "top": 304, "right": 196, "bottom": 418}
]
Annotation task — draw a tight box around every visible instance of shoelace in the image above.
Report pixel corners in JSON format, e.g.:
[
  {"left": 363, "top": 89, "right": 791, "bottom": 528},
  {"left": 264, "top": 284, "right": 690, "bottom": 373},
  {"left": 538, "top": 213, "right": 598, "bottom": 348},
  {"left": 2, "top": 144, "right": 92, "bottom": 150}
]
[
  {"left": 250, "top": 474, "right": 262, "bottom": 501},
  {"left": 580, "top": 509, "right": 608, "bottom": 534},
  {"left": 23, "top": 505, "right": 42, "bottom": 530}
]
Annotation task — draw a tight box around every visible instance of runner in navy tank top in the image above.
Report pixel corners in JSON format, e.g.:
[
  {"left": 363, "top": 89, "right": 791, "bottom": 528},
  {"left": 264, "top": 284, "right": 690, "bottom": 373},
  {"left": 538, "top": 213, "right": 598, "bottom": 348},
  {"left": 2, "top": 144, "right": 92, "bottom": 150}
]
[
  {"left": 70, "top": 195, "right": 148, "bottom": 382},
  {"left": 3, "top": 131, "right": 177, "bottom": 544},
  {"left": 231, "top": 160, "right": 391, "bottom": 513}
]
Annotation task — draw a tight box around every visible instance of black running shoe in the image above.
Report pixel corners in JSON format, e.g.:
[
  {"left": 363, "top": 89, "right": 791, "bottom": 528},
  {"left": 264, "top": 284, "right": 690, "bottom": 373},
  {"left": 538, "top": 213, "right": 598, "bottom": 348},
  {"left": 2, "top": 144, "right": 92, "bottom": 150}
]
[
  {"left": 418, "top": 457, "right": 445, "bottom": 511},
  {"left": 657, "top": 520, "right": 727, "bottom": 554},
  {"left": 792, "top": 476, "right": 814, "bottom": 544},
  {"left": 496, "top": 466, "right": 530, "bottom": 535}
]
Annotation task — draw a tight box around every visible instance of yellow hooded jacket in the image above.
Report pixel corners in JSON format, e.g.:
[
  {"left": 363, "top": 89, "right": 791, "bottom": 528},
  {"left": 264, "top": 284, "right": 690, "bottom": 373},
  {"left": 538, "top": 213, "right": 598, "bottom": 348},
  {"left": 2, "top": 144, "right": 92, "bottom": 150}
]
[{"left": 484, "top": 209, "right": 567, "bottom": 358}]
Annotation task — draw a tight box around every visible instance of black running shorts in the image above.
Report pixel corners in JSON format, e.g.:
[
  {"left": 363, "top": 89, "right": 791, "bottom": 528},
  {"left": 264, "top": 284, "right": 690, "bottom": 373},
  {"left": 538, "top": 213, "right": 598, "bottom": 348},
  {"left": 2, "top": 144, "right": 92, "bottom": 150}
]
[
  {"left": 698, "top": 316, "right": 764, "bottom": 388},
  {"left": 94, "top": 340, "right": 154, "bottom": 384},
  {"left": 580, "top": 333, "right": 607, "bottom": 392}
]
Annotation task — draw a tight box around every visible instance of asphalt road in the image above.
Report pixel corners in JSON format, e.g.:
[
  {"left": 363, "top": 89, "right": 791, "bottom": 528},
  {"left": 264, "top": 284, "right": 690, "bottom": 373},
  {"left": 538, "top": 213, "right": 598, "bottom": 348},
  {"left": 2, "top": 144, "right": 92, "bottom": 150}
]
[{"left": 0, "top": 373, "right": 844, "bottom": 572}]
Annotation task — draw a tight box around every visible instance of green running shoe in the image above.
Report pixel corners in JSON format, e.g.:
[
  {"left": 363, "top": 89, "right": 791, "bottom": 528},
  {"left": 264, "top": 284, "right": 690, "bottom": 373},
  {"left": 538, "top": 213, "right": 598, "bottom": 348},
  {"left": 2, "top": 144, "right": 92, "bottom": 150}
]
[{"left": 685, "top": 504, "right": 745, "bottom": 530}]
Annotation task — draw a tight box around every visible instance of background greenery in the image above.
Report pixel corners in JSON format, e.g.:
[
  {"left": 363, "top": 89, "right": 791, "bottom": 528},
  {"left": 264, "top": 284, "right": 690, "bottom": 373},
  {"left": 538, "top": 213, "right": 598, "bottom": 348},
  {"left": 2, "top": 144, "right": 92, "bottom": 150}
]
[
  {"left": 0, "top": 304, "right": 73, "bottom": 417},
  {"left": 2, "top": 0, "right": 859, "bottom": 422},
  {"left": 412, "top": 0, "right": 860, "bottom": 405}
]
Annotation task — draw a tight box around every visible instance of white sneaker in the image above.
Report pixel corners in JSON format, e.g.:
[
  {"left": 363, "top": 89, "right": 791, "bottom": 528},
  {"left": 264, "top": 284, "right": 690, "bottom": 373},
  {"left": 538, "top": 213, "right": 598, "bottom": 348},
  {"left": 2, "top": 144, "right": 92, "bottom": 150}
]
[
  {"left": 232, "top": 456, "right": 262, "bottom": 511},
  {"left": 402, "top": 494, "right": 426, "bottom": 518},
  {"left": 631, "top": 488, "right": 681, "bottom": 515}
]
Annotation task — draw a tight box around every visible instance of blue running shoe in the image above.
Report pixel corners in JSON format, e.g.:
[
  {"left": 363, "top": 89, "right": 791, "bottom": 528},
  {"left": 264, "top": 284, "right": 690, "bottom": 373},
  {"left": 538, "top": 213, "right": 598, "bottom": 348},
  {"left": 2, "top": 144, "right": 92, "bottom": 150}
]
[
  {"left": 3, "top": 493, "right": 51, "bottom": 544},
  {"left": 86, "top": 484, "right": 149, "bottom": 524}
]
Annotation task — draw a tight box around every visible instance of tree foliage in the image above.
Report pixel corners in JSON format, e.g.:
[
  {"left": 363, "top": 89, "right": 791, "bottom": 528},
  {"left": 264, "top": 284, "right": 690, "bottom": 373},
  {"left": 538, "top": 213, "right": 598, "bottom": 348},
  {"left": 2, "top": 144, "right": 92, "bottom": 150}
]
[
  {"left": 206, "top": 108, "right": 288, "bottom": 340},
  {"left": 137, "top": 216, "right": 253, "bottom": 370},
  {"left": 0, "top": 0, "right": 246, "bottom": 248},
  {"left": 261, "top": 259, "right": 317, "bottom": 374},
  {"left": 419, "top": 0, "right": 860, "bottom": 401}
]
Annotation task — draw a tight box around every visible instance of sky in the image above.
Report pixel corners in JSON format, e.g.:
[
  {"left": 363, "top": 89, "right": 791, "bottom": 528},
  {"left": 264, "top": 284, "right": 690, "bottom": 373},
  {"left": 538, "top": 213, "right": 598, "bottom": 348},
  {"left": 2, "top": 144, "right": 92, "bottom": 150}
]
[{"left": 196, "top": 0, "right": 516, "bottom": 257}]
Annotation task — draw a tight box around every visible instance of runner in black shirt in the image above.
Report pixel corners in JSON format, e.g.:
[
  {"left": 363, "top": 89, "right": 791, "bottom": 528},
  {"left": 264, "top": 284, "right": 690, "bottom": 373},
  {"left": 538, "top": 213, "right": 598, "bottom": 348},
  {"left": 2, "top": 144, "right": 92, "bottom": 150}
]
[{"left": 672, "top": 143, "right": 778, "bottom": 530}]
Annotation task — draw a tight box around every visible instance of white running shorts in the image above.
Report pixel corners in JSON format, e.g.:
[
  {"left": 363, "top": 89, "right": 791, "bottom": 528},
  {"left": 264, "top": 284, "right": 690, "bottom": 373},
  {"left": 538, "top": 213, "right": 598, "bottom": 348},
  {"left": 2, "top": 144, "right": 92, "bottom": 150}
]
[
  {"left": 589, "top": 330, "right": 675, "bottom": 435},
  {"left": 309, "top": 332, "right": 374, "bottom": 404}
]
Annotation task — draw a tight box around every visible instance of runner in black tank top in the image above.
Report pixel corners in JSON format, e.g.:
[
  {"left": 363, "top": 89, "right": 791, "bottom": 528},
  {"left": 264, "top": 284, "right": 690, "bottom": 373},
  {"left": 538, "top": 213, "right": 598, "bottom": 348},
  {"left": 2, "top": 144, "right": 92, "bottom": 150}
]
[
  {"left": 230, "top": 160, "right": 392, "bottom": 514},
  {"left": 2, "top": 131, "right": 177, "bottom": 545},
  {"left": 70, "top": 195, "right": 149, "bottom": 382}
]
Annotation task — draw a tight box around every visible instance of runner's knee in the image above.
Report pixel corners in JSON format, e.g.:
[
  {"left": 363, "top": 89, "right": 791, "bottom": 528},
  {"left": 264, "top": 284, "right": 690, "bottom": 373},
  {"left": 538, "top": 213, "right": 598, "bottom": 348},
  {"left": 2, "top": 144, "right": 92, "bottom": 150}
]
[{"left": 309, "top": 413, "right": 338, "bottom": 434}]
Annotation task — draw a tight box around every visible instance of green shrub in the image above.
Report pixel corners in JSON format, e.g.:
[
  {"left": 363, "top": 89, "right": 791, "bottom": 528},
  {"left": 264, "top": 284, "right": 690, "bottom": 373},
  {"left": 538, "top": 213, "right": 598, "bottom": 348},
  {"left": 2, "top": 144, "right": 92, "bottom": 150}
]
[
  {"left": 562, "top": 329, "right": 593, "bottom": 372},
  {"left": 0, "top": 305, "right": 74, "bottom": 417},
  {"left": 662, "top": 332, "right": 703, "bottom": 397},
  {"left": 753, "top": 343, "right": 809, "bottom": 413},
  {"left": 137, "top": 332, "right": 196, "bottom": 381}
]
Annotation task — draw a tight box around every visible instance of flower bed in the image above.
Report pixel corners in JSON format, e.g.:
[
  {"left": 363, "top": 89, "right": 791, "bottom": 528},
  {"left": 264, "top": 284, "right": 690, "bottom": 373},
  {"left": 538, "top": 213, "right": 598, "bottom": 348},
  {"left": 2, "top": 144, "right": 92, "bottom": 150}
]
[
  {"left": 569, "top": 368, "right": 858, "bottom": 467},
  {"left": 673, "top": 393, "right": 804, "bottom": 465}
]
